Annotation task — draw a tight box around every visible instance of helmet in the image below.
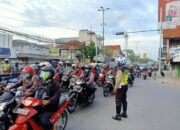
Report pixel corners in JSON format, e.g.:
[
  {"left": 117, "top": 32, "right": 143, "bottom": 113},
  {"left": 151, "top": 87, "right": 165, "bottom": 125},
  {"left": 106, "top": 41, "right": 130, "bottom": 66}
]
[
  {"left": 4, "top": 59, "right": 9, "bottom": 63},
  {"left": 84, "top": 65, "right": 91, "bottom": 73},
  {"left": 116, "top": 56, "right": 127, "bottom": 67},
  {"left": 22, "top": 66, "right": 35, "bottom": 79},
  {"left": 31, "top": 64, "right": 41, "bottom": 73},
  {"left": 39, "top": 62, "right": 51, "bottom": 68},
  {"left": 104, "top": 64, "right": 109, "bottom": 70},
  {"left": 40, "top": 66, "right": 55, "bottom": 81}
]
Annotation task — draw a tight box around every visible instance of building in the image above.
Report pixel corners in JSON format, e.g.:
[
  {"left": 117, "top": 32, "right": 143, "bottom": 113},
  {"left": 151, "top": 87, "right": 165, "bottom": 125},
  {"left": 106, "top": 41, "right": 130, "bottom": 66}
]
[
  {"left": 158, "top": 0, "right": 180, "bottom": 78},
  {"left": 56, "top": 40, "right": 83, "bottom": 61},
  {"left": 11, "top": 40, "right": 51, "bottom": 64},
  {"left": 158, "top": 0, "right": 180, "bottom": 61},
  {"left": 79, "top": 30, "right": 102, "bottom": 47},
  {"left": 0, "top": 33, "right": 13, "bottom": 58},
  {"left": 105, "top": 45, "right": 121, "bottom": 58}
]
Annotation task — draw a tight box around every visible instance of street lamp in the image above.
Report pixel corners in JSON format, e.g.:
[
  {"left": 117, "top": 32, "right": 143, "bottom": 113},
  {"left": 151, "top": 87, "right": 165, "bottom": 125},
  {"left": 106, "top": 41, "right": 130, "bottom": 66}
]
[{"left": 98, "top": 6, "right": 110, "bottom": 57}]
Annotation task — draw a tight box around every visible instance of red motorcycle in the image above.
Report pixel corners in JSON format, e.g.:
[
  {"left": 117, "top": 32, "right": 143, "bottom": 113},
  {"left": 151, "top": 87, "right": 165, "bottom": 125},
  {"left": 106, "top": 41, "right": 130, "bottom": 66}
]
[
  {"left": 9, "top": 95, "right": 70, "bottom": 130},
  {"left": 98, "top": 73, "right": 105, "bottom": 87}
]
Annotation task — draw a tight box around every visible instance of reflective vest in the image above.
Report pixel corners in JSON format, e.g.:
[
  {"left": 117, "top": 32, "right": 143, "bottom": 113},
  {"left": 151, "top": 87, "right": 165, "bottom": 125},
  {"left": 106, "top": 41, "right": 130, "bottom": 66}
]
[
  {"left": 116, "top": 70, "right": 128, "bottom": 86},
  {"left": 2, "top": 63, "right": 10, "bottom": 73}
]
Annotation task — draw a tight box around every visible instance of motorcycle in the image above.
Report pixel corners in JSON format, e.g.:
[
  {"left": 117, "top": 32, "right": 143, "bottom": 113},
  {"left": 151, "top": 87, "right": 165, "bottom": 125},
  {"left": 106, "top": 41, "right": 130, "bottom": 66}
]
[
  {"left": 128, "top": 73, "right": 134, "bottom": 87},
  {"left": 0, "top": 88, "right": 23, "bottom": 130},
  {"left": 98, "top": 73, "right": 105, "bottom": 87},
  {"left": 103, "top": 75, "right": 115, "bottom": 97},
  {"left": 67, "top": 78, "right": 97, "bottom": 113},
  {"left": 143, "top": 71, "right": 147, "bottom": 80},
  {"left": 136, "top": 70, "right": 141, "bottom": 78},
  {"left": 148, "top": 69, "right": 152, "bottom": 77},
  {"left": 9, "top": 80, "right": 70, "bottom": 130},
  {"left": 61, "top": 75, "right": 72, "bottom": 92}
]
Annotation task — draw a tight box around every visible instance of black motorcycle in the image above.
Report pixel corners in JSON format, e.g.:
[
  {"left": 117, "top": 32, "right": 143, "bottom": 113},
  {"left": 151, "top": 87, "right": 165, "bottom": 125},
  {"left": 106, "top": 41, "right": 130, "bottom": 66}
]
[
  {"left": 67, "top": 78, "right": 96, "bottom": 113},
  {"left": 61, "top": 75, "right": 72, "bottom": 92},
  {"left": 128, "top": 73, "right": 134, "bottom": 87},
  {"left": 103, "top": 75, "right": 115, "bottom": 97},
  {"left": 0, "top": 88, "right": 23, "bottom": 130}
]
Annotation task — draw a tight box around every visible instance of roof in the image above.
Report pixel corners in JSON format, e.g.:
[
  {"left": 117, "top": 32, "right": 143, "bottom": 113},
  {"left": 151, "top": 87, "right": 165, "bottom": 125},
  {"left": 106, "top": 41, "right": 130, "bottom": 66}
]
[
  {"left": 55, "top": 37, "right": 79, "bottom": 44},
  {"left": 56, "top": 40, "right": 83, "bottom": 49},
  {"left": 13, "top": 40, "right": 49, "bottom": 49},
  {"left": 105, "top": 45, "right": 121, "bottom": 51}
]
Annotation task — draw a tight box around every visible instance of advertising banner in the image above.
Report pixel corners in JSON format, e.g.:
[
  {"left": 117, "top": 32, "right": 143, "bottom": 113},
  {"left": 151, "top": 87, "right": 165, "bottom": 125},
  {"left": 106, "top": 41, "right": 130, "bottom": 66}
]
[
  {"left": 164, "top": 1, "right": 180, "bottom": 29},
  {"left": 49, "top": 48, "right": 60, "bottom": 57},
  {"left": 0, "top": 48, "right": 11, "bottom": 57}
]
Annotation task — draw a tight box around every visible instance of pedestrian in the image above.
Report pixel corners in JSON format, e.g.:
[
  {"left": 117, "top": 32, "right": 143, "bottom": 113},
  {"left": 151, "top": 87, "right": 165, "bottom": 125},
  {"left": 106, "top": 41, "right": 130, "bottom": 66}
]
[
  {"left": 2, "top": 59, "right": 11, "bottom": 74},
  {"left": 112, "top": 56, "right": 128, "bottom": 121}
]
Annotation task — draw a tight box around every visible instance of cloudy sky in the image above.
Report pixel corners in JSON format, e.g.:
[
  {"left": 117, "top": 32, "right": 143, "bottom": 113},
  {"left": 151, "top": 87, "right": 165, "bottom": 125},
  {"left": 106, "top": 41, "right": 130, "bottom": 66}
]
[{"left": 0, "top": 0, "right": 160, "bottom": 60}]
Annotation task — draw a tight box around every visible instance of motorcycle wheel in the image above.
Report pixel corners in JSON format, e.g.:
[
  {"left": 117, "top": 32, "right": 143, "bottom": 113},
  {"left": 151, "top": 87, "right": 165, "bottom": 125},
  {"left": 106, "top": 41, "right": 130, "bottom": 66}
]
[
  {"left": 55, "top": 110, "right": 68, "bottom": 130},
  {"left": 88, "top": 92, "right": 95, "bottom": 103},
  {"left": 103, "top": 84, "right": 109, "bottom": 97},
  {"left": 67, "top": 95, "right": 77, "bottom": 113}
]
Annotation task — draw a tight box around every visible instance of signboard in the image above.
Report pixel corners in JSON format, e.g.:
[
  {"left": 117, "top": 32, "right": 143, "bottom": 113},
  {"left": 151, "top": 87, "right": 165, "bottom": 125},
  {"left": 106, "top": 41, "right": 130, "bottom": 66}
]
[
  {"left": 164, "top": 1, "right": 180, "bottom": 29},
  {"left": 49, "top": 48, "right": 60, "bottom": 57},
  {"left": 0, "top": 48, "right": 11, "bottom": 57}
]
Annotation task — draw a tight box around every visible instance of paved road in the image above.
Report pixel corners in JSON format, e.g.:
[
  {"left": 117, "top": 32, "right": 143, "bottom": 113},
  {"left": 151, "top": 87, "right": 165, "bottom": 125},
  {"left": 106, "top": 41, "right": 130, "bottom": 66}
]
[{"left": 66, "top": 77, "right": 180, "bottom": 130}]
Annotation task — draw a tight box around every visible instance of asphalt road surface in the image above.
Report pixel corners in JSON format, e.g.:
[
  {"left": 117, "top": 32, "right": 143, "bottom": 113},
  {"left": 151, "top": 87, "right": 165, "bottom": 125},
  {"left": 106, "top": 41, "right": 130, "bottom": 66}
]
[{"left": 66, "top": 77, "right": 180, "bottom": 130}]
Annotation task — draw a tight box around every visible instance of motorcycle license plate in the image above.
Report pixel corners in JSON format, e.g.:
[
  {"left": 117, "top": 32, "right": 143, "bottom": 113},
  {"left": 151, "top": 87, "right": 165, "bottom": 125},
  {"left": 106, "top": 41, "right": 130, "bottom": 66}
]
[{"left": 14, "top": 108, "right": 29, "bottom": 116}]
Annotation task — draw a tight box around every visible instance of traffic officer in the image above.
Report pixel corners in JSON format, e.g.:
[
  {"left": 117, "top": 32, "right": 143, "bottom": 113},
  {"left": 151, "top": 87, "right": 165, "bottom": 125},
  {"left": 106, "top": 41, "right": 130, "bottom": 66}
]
[{"left": 112, "top": 56, "right": 128, "bottom": 121}]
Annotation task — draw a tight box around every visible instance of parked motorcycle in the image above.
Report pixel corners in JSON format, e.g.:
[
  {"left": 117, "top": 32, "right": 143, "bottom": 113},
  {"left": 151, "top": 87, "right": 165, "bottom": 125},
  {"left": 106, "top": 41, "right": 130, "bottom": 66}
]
[
  {"left": 67, "top": 78, "right": 97, "bottom": 113},
  {"left": 103, "top": 75, "right": 115, "bottom": 97},
  {"left": 0, "top": 88, "right": 23, "bottom": 130}
]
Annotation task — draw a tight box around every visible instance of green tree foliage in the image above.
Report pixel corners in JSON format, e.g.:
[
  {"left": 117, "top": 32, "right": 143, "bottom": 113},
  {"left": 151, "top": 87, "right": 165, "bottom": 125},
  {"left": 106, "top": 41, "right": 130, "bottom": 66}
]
[
  {"left": 124, "top": 49, "right": 155, "bottom": 63},
  {"left": 100, "top": 48, "right": 113, "bottom": 59}
]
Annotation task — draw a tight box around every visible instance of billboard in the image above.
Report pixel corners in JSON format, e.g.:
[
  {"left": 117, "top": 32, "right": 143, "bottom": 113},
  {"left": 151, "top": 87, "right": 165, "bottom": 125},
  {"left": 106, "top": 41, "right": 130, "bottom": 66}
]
[
  {"left": 0, "top": 48, "right": 11, "bottom": 57},
  {"left": 49, "top": 48, "right": 60, "bottom": 57},
  {"left": 158, "top": 0, "right": 180, "bottom": 38}
]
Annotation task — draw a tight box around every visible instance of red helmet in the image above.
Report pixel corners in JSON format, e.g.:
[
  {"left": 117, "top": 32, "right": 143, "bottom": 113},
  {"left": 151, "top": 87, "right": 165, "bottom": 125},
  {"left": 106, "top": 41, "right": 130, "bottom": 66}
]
[{"left": 22, "top": 66, "right": 35, "bottom": 76}]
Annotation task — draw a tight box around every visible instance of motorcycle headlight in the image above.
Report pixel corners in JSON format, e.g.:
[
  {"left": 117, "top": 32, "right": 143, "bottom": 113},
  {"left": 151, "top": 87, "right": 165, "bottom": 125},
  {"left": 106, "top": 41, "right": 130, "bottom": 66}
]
[
  {"left": 0, "top": 103, "right": 6, "bottom": 110},
  {"left": 22, "top": 100, "right": 33, "bottom": 106}
]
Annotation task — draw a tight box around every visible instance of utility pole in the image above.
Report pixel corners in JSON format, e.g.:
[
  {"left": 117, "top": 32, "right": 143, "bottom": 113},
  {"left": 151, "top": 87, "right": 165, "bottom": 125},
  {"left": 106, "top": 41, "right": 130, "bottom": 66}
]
[
  {"left": 98, "top": 6, "right": 110, "bottom": 57},
  {"left": 159, "top": 8, "right": 163, "bottom": 75}
]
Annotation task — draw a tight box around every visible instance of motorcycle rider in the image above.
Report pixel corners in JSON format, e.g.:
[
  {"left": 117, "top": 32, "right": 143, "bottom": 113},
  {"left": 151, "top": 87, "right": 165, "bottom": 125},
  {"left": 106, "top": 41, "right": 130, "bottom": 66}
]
[
  {"left": 82, "top": 65, "right": 95, "bottom": 97},
  {"left": 5, "top": 66, "right": 40, "bottom": 97},
  {"left": 38, "top": 66, "right": 61, "bottom": 130},
  {"left": 113, "top": 56, "right": 128, "bottom": 121}
]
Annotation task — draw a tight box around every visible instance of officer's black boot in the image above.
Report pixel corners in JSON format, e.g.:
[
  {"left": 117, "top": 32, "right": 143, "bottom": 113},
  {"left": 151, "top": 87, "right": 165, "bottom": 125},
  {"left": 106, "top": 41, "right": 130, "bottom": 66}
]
[{"left": 112, "top": 106, "right": 121, "bottom": 121}]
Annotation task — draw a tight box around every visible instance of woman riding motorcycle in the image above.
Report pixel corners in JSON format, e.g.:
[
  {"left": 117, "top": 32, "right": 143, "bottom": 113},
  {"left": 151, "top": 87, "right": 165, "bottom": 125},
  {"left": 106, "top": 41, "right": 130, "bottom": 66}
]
[
  {"left": 4, "top": 66, "right": 40, "bottom": 97},
  {"left": 38, "top": 66, "right": 61, "bottom": 130}
]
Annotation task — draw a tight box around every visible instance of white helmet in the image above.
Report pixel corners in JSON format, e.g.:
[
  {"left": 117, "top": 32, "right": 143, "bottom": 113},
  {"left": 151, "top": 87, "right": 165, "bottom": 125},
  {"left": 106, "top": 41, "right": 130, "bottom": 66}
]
[
  {"left": 116, "top": 56, "right": 127, "bottom": 67},
  {"left": 4, "top": 59, "right": 9, "bottom": 62}
]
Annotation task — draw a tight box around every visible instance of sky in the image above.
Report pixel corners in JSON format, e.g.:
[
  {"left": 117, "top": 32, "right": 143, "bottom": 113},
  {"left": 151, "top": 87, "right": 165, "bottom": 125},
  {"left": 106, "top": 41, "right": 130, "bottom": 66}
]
[{"left": 0, "top": 0, "right": 160, "bottom": 60}]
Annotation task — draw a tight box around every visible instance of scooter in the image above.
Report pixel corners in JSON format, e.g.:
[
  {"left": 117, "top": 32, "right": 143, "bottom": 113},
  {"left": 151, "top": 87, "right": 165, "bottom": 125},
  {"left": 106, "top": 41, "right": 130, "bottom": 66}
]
[
  {"left": 9, "top": 79, "right": 70, "bottom": 130},
  {"left": 103, "top": 75, "right": 115, "bottom": 97},
  {"left": 8, "top": 95, "right": 70, "bottom": 130},
  {"left": 67, "top": 78, "right": 97, "bottom": 113},
  {"left": 0, "top": 88, "right": 23, "bottom": 130},
  {"left": 128, "top": 73, "right": 134, "bottom": 87},
  {"left": 143, "top": 71, "right": 147, "bottom": 80},
  {"left": 98, "top": 73, "right": 105, "bottom": 87}
]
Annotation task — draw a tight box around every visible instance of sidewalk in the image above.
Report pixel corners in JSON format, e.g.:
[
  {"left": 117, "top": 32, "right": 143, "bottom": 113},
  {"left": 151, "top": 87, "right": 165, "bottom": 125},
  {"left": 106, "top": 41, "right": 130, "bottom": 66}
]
[{"left": 156, "top": 70, "right": 180, "bottom": 86}]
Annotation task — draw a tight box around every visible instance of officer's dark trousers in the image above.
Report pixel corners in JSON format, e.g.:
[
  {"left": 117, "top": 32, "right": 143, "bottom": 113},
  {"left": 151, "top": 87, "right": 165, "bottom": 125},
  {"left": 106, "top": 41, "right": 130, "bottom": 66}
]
[{"left": 115, "top": 85, "right": 128, "bottom": 115}]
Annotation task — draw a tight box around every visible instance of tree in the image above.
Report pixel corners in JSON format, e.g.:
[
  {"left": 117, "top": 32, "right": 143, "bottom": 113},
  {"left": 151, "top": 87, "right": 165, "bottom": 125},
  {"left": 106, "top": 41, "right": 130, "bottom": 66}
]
[
  {"left": 100, "top": 48, "right": 113, "bottom": 60},
  {"left": 77, "top": 41, "right": 96, "bottom": 62},
  {"left": 124, "top": 49, "right": 155, "bottom": 64},
  {"left": 85, "top": 41, "right": 96, "bottom": 62}
]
